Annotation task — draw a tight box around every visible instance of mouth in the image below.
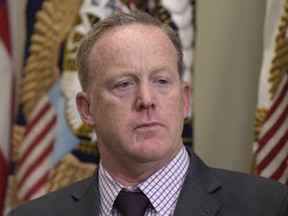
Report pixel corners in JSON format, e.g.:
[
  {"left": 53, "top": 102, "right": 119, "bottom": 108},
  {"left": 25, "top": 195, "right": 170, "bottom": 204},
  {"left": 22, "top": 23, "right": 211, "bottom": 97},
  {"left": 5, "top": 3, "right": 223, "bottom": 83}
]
[{"left": 135, "top": 122, "right": 162, "bottom": 130}]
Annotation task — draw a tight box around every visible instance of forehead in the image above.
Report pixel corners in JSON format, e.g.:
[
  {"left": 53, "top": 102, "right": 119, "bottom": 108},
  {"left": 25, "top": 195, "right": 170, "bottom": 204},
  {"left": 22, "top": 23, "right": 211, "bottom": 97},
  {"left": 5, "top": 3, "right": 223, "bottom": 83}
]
[
  {"left": 99, "top": 23, "right": 169, "bottom": 43},
  {"left": 89, "top": 24, "right": 177, "bottom": 65}
]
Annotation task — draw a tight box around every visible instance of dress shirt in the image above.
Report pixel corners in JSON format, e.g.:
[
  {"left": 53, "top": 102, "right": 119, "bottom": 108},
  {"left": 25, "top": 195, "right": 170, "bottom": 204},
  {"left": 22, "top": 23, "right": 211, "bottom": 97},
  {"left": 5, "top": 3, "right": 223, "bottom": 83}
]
[{"left": 99, "top": 145, "right": 190, "bottom": 215}]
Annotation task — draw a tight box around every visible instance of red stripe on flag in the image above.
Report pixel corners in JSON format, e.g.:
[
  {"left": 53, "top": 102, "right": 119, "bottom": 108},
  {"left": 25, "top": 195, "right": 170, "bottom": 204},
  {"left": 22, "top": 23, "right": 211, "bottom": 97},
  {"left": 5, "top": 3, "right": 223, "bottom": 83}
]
[
  {"left": 257, "top": 127, "right": 288, "bottom": 173},
  {"left": 257, "top": 103, "right": 288, "bottom": 152},
  {"left": 18, "top": 114, "right": 56, "bottom": 167},
  {"left": 270, "top": 153, "right": 288, "bottom": 180},
  {"left": 0, "top": 150, "right": 8, "bottom": 215},
  {"left": 0, "top": 0, "right": 11, "bottom": 53},
  {"left": 24, "top": 102, "right": 51, "bottom": 136},
  {"left": 255, "top": 74, "right": 288, "bottom": 183},
  {"left": 257, "top": 84, "right": 288, "bottom": 153},
  {"left": 16, "top": 98, "right": 56, "bottom": 202},
  {"left": 0, "top": 0, "right": 13, "bottom": 214},
  {"left": 23, "top": 172, "right": 49, "bottom": 201},
  {"left": 18, "top": 141, "right": 53, "bottom": 189},
  {"left": 262, "top": 78, "right": 288, "bottom": 123}
]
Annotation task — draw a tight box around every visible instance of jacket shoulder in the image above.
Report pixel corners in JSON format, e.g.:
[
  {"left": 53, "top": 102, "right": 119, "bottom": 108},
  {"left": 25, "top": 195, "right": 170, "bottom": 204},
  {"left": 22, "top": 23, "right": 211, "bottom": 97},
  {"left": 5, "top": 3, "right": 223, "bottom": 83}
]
[
  {"left": 8, "top": 176, "right": 94, "bottom": 216},
  {"left": 212, "top": 168, "right": 288, "bottom": 215}
]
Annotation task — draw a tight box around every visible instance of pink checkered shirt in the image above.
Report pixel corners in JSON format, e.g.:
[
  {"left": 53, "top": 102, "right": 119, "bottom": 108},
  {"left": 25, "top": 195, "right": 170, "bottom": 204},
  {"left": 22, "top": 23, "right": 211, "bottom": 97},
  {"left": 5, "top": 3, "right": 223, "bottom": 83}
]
[{"left": 99, "top": 146, "right": 190, "bottom": 215}]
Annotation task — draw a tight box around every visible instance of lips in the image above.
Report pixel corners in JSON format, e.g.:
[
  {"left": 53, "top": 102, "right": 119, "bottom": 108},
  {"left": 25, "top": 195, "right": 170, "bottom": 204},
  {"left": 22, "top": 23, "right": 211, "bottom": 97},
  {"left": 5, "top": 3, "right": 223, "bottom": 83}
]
[{"left": 135, "top": 122, "right": 162, "bottom": 130}]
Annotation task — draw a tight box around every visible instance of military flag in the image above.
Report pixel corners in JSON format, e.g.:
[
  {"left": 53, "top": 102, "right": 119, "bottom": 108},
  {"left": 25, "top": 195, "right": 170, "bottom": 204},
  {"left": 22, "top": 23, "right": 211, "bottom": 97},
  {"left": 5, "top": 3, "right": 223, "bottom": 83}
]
[
  {"left": 7, "top": 0, "right": 196, "bottom": 210},
  {"left": 253, "top": 0, "right": 288, "bottom": 184}
]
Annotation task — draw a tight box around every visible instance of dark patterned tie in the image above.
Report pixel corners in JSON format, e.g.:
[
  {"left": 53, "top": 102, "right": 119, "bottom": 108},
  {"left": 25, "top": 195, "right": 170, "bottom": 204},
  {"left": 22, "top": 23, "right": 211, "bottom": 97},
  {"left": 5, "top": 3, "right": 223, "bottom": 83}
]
[{"left": 113, "top": 190, "right": 150, "bottom": 216}]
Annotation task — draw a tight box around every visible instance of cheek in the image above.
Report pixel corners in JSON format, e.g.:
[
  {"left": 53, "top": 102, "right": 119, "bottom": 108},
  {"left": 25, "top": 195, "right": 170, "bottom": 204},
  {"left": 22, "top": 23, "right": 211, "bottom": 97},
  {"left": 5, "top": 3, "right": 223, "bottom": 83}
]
[
  {"left": 168, "top": 94, "right": 187, "bottom": 126},
  {"left": 169, "top": 91, "right": 185, "bottom": 112},
  {"left": 92, "top": 98, "right": 131, "bottom": 129}
]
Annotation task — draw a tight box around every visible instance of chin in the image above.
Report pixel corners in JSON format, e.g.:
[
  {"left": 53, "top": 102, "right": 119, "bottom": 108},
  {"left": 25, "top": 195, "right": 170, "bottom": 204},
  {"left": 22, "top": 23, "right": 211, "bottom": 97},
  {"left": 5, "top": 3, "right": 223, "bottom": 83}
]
[
  {"left": 131, "top": 152, "right": 167, "bottom": 163},
  {"left": 132, "top": 141, "right": 176, "bottom": 161}
]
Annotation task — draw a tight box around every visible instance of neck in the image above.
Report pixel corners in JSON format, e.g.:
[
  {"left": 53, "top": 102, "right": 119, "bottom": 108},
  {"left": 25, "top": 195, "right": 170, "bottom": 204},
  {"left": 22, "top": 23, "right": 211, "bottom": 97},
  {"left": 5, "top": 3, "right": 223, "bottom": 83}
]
[
  {"left": 103, "top": 160, "right": 167, "bottom": 187},
  {"left": 101, "top": 146, "right": 183, "bottom": 187}
]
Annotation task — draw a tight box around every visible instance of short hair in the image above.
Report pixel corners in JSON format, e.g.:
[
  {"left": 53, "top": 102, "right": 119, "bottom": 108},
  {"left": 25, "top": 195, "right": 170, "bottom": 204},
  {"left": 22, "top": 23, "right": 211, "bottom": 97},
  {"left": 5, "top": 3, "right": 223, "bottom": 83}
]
[{"left": 76, "top": 10, "right": 183, "bottom": 91}]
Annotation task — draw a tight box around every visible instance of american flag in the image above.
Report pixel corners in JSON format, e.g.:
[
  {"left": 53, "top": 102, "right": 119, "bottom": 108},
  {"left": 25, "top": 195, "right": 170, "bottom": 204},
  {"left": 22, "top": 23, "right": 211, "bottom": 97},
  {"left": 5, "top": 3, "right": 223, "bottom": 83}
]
[
  {"left": 256, "top": 74, "right": 288, "bottom": 183},
  {"left": 8, "top": 0, "right": 57, "bottom": 205},
  {"left": 254, "top": 0, "right": 288, "bottom": 184},
  {"left": 15, "top": 97, "right": 56, "bottom": 201},
  {"left": 0, "top": 0, "right": 14, "bottom": 214}
]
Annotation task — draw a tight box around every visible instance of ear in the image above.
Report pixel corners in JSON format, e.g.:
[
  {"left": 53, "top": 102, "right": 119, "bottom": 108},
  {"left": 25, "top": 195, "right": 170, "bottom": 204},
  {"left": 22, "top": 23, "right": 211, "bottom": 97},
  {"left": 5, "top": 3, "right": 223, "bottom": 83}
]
[
  {"left": 76, "top": 91, "right": 96, "bottom": 127},
  {"left": 182, "top": 81, "right": 192, "bottom": 118}
]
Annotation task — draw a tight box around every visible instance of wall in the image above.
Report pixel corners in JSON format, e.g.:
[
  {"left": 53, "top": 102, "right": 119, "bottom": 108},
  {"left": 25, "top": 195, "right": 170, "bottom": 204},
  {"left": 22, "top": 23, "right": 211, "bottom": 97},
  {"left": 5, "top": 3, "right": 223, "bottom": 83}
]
[{"left": 194, "top": 0, "right": 266, "bottom": 172}]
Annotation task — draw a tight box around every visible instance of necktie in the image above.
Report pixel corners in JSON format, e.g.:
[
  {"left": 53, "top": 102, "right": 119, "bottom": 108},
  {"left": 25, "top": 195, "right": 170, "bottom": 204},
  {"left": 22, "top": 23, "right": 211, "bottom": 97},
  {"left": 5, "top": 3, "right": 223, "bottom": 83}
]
[{"left": 113, "top": 190, "right": 150, "bottom": 216}]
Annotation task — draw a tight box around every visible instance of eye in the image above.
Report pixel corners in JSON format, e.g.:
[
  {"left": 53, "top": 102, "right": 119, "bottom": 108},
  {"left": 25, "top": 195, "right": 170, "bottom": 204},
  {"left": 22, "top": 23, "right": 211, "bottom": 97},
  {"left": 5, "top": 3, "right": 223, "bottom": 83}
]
[
  {"left": 115, "top": 80, "right": 135, "bottom": 90},
  {"left": 153, "top": 78, "right": 169, "bottom": 86},
  {"left": 120, "top": 82, "right": 131, "bottom": 87},
  {"left": 157, "top": 79, "right": 168, "bottom": 84}
]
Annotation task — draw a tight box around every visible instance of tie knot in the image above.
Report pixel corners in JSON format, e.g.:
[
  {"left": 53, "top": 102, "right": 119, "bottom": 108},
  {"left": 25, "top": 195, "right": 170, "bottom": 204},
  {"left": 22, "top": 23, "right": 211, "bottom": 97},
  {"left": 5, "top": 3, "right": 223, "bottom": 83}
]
[{"left": 114, "top": 190, "right": 150, "bottom": 216}]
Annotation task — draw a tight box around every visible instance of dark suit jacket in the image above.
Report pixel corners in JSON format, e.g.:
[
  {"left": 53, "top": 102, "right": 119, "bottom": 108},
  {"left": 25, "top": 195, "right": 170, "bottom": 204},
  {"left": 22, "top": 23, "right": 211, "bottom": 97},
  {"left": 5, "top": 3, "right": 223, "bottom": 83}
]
[{"left": 7, "top": 148, "right": 288, "bottom": 216}]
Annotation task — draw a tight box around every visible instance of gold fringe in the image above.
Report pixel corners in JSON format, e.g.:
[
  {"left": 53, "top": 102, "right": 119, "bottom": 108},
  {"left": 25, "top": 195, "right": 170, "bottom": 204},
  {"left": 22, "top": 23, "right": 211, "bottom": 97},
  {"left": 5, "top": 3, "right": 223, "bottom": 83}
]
[
  {"left": 47, "top": 154, "right": 96, "bottom": 192},
  {"left": 20, "top": 0, "right": 82, "bottom": 120}
]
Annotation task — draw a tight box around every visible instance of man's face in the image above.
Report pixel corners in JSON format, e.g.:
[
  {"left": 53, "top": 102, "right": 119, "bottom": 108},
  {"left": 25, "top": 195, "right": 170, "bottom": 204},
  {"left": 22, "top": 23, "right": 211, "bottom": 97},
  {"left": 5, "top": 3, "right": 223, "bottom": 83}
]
[{"left": 77, "top": 24, "right": 190, "bottom": 172}]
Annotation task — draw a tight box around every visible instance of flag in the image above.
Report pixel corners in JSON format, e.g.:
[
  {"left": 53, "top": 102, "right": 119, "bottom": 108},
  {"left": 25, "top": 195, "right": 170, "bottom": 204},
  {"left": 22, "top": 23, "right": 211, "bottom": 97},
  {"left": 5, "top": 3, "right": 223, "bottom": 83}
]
[
  {"left": 7, "top": 0, "right": 196, "bottom": 209},
  {"left": 253, "top": 0, "right": 288, "bottom": 184},
  {"left": 8, "top": 0, "right": 84, "bottom": 208},
  {"left": 0, "top": 0, "right": 14, "bottom": 215}
]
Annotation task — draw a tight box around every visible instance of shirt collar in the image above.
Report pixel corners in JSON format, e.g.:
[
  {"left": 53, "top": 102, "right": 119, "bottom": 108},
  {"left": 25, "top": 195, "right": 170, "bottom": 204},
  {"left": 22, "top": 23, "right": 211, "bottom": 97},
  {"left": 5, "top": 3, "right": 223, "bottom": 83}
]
[
  {"left": 139, "top": 146, "right": 190, "bottom": 215},
  {"left": 98, "top": 145, "right": 190, "bottom": 215},
  {"left": 99, "top": 161, "right": 122, "bottom": 215}
]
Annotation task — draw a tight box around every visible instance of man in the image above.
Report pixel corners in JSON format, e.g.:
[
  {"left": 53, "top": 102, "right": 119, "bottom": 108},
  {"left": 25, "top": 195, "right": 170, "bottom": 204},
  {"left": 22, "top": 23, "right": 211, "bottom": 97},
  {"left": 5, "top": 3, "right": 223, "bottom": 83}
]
[{"left": 8, "top": 10, "right": 288, "bottom": 216}]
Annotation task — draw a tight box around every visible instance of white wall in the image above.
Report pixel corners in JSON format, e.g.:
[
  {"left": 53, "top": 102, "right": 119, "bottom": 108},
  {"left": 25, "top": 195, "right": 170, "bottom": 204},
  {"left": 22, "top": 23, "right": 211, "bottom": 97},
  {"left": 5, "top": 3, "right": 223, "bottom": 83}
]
[{"left": 194, "top": 0, "right": 266, "bottom": 173}]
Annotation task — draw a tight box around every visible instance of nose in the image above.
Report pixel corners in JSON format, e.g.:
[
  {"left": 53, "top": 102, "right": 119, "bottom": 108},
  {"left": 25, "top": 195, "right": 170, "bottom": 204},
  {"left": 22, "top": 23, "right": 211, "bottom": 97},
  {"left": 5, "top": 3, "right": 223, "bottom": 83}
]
[{"left": 136, "top": 83, "right": 155, "bottom": 111}]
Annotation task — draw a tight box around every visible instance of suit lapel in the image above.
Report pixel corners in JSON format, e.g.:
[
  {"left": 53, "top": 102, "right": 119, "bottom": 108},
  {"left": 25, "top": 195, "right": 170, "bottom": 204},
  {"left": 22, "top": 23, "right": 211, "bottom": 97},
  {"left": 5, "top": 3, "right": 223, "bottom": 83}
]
[
  {"left": 66, "top": 168, "right": 100, "bottom": 216},
  {"left": 62, "top": 149, "right": 223, "bottom": 216},
  {"left": 174, "top": 149, "right": 222, "bottom": 216}
]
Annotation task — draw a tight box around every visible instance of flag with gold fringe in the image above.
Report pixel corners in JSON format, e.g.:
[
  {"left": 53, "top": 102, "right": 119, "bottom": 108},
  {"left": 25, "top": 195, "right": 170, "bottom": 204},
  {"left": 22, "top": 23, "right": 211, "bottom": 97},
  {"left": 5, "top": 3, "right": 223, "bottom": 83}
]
[
  {"left": 6, "top": 0, "right": 196, "bottom": 211},
  {"left": 253, "top": 0, "right": 288, "bottom": 184}
]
